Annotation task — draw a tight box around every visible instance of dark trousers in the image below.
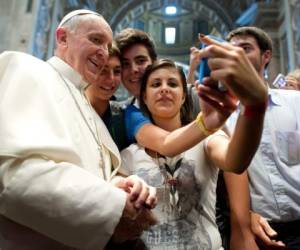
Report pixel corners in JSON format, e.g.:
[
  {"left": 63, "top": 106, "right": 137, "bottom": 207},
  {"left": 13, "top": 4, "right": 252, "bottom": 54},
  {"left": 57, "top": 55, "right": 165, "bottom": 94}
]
[
  {"left": 215, "top": 171, "right": 230, "bottom": 250},
  {"left": 268, "top": 220, "right": 300, "bottom": 250}
]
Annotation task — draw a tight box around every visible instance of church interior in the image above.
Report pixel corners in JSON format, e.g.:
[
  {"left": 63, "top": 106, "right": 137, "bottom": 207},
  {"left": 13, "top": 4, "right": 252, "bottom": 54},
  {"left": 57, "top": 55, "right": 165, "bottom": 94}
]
[{"left": 1, "top": 0, "right": 300, "bottom": 99}]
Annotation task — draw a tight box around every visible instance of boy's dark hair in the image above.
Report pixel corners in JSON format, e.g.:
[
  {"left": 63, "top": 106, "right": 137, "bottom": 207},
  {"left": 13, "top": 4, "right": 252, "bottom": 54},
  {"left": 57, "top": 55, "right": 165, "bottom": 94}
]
[
  {"left": 139, "top": 58, "right": 193, "bottom": 126},
  {"left": 226, "top": 26, "right": 273, "bottom": 68},
  {"left": 114, "top": 28, "right": 157, "bottom": 61},
  {"left": 226, "top": 26, "right": 273, "bottom": 53}
]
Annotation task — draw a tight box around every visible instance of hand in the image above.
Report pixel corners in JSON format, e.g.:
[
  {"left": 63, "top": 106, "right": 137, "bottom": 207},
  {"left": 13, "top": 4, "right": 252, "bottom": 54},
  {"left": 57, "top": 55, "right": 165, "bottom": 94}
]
[
  {"left": 250, "top": 211, "right": 286, "bottom": 249},
  {"left": 282, "top": 76, "right": 300, "bottom": 91},
  {"left": 190, "top": 47, "right": 201, "bottom": 68},
  {"left": 197, "top": 34, "right": 268, "bottom": 106},
  {"left": 197, "top": 80, "right": 238, "bottom": 130},
  {"left": 111, "top": 207, "right": 158, "bottom": 244},
  {"left": 115, "top": 175, "right": 157, "bottom": 211},
  {"left": 187, "top": 47, "right": 201, "bottom": 86},
  {"left": 189, "top": 47, "right": 201, "bottom": 74}
]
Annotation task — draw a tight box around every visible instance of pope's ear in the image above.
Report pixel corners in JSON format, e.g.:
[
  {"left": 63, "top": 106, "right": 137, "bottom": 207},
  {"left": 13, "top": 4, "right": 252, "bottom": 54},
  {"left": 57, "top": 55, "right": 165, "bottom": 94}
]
[{"left": 56, "top": 27, "right": 67, "bottom": 46}]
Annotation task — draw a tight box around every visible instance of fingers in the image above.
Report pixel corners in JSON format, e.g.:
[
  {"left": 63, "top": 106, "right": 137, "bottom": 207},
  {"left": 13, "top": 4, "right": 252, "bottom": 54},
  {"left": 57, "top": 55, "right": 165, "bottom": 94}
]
[
  {"left": 284, "top": 78, "right": 300, "bottom": 90},
  {"left": 251, "top": 212, "right": 286, "bottom": 249},
  {"left": 190, "top": 46, "right": 198, "bottom": 53},
  {"left": 198, "top": 34, "right": 224, "bottom": 47},
  {"left": 124, "top": 175, "right": 157, "bottom": 210},
  {"left": 253, "top": 222, "right": 274, "bottom": 246},
  {"left": 198, "top": 83, "right": 237, "bottom": 114},
  {"left": 256, "top": 236, "right": 286, "bottom": 249},
  {"left": 114, "top": 178, "right": 131, "bottom": 193},
  {"left": 189, "top": 46, "right": 201, "bottom": 68},
  {"left": 259, "top": 217, "right": 277, "bottom": 238},
  {"left": 257, "top": 218, "right": 285, "bottom": 248},
  {"left": 134, "top": 180, "right": 149, "bottom": 209},
  {"left": 145, "top": 186, "right": 157, "bottom": 209},
  {"left": 124, "top": 175, "right": 144, "bottom": 206},
  {"left": 197, "top": 34, "right": 236, "bottom": 59}
]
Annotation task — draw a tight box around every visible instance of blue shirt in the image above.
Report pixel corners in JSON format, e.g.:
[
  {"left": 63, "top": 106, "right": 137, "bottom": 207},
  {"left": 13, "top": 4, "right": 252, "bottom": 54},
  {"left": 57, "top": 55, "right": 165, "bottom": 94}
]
[
  {"left": 226, "top": 89, "right": 300, "bottom": 223},
  {"left": 124, "top": 103, "right": 151, "bottom": 144},
  {"left": 123, "top": 85, "right": 200, "bottom": 145}
]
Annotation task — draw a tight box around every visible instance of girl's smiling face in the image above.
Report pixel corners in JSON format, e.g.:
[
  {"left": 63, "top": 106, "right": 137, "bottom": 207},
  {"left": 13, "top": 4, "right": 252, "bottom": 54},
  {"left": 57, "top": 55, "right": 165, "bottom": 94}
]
[{"left": 143, "top": 67, "right": 185, "bottom": 122}]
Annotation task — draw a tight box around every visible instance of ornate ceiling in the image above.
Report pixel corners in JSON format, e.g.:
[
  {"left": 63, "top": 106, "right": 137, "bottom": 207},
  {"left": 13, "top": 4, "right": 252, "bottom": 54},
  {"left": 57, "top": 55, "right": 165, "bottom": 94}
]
[
  {"left": 91, "top": 0, "right": 275, "bottom": 62},
  {"left": 41, "top": 0, "right": 280, "bottom": 65}
]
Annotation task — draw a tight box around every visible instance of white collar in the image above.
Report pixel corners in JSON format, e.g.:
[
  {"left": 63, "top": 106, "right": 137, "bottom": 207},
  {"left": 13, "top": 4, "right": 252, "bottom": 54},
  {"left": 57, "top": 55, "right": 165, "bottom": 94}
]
[{"left": 47, "top": 56, "right": 89, "bottom": 90}]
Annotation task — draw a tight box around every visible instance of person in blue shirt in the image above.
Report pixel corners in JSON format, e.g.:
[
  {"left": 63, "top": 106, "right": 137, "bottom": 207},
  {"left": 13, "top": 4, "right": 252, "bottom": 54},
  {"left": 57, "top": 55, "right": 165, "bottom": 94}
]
[{"left": 115, "top": 28, "right": 202, "bottom": 156}]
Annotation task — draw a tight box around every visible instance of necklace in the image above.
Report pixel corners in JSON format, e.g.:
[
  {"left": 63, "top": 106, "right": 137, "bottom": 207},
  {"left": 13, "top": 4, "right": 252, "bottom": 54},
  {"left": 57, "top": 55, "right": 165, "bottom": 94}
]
[
  {"left": 48, "top": 62, "right": 108, "bottom": 180},
  {"left": 155, "top": 152, "right": 183, "bottom": 215}
]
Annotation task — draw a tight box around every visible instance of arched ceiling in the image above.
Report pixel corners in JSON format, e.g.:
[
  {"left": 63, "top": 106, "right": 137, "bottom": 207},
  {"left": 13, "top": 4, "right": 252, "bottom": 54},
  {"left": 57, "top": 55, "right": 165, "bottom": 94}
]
[
  {"left": 96, "top": 0, "right": 258, "bottom": 30},
  {"left": 60, "top": 0, "right": 272, "bottom": 63},
  {"left": 94, "top": 0, "right": 260, "bottom": 61}
]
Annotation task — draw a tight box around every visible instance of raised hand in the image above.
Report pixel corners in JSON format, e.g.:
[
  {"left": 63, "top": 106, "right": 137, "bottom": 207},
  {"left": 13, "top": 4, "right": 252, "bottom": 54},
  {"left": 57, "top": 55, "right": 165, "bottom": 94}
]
[
  {"left": 283, "top": 76, "right": 300, "bottom": 91},
  {"left": 197, "top": 34, "right": 268, "bottom": 106},
  {"left": 196, "top": 78, "right": 238, "bottom": 131},
  {"left": 187, "top": 47, "right": 201, "bottom": 85}
]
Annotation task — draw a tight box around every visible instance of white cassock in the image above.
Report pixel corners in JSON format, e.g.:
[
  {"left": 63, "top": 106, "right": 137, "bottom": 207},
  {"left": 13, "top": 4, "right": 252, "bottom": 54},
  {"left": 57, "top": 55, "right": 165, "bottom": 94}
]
[{"left": 0, "top": 51, "right": 127, "bottom": 250}]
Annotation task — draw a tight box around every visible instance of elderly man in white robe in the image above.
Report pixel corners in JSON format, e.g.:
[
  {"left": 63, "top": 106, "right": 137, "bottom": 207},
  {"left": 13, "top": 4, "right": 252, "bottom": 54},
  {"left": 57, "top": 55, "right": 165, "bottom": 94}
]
[{"left": 0, "top": 9, "right": 157, "bottom": 250}]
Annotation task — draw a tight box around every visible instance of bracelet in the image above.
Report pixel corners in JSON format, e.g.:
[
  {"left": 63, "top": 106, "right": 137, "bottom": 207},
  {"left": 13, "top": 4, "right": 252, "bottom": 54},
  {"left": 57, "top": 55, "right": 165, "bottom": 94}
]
[
  {"left": 240, "top": 102, "right": 267, "bottom": 118},
  {"left": 195, "top": 112, "right": 219, "bottom": 136}
]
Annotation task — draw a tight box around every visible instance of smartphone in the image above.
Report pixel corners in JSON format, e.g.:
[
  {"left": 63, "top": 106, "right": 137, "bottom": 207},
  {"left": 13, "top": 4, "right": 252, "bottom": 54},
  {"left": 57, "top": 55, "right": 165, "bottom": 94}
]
[
  {"left": 272, "top": 73, "right": 286, "bottom": 88},
  {"left": 199, "top": 35, "right": 227, "bottom": 91}
]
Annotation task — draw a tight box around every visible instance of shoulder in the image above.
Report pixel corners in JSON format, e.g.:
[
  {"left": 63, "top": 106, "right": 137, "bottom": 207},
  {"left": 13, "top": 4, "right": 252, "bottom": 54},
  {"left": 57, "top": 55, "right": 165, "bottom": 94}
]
[
  {"left": 0, "top": 51, "right": 58, "bottom": 92},
  {"left": 0, "top": 51, "right": 53, "bottom": 83},
  {"left": 0, "top": 51, "right": 45, "bottom": 69},
  {"left": 270, "top": 88, "right": 300, "bottom": 105},
  {"left": 0, "top": 51, "right": 35, "bottom": 61},
  {"left": 270, "top": 88, "right": 300, "bottom": 97}
]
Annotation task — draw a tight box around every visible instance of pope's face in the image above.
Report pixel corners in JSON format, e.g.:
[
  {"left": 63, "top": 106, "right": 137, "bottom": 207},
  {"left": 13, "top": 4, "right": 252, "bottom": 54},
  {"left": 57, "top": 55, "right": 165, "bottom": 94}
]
[{"left": 64, "top": 16, "right": 113, "bottom": 84}]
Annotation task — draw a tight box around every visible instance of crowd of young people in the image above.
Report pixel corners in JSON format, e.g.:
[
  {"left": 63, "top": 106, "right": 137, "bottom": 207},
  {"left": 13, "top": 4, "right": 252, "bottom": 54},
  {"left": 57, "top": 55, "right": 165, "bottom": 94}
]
[{"left": 0, "top": 8, "right": 299, "bottom": 250}]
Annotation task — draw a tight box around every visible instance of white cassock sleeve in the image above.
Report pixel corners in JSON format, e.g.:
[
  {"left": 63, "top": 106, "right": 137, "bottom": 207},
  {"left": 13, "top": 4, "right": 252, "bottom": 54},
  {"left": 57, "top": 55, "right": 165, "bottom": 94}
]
[{"left": 0, "top": 51, "right": 126, "bottom": 250}]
